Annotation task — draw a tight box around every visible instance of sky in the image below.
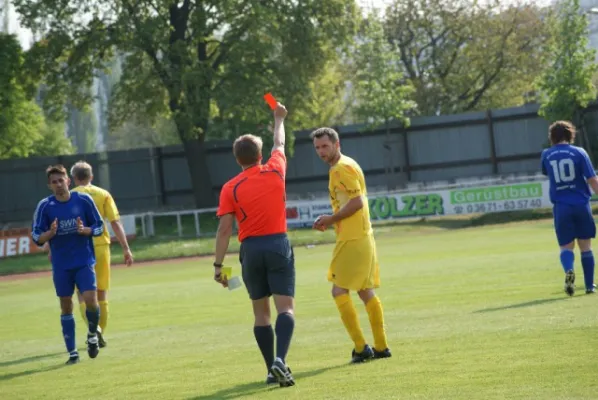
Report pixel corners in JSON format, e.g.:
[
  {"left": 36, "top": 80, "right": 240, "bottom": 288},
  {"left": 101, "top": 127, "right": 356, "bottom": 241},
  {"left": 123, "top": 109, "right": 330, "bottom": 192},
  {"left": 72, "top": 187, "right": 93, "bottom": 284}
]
[{"left": 3, "top": 0, "right": 558, "bottom": 49}]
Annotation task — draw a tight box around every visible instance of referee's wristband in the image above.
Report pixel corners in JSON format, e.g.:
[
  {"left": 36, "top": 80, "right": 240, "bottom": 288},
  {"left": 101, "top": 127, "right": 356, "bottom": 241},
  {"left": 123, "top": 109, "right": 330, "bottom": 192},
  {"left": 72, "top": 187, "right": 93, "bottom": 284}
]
[{"left": 213, "top": 262, "right": 223, "bottom": 268}]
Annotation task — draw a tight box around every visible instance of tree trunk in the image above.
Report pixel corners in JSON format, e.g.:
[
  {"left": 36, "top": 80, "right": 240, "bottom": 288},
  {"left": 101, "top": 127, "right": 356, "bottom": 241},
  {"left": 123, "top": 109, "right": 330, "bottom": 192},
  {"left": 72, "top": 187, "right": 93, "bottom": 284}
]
[{"left": 181, "top": 136, "right": 216, "bottom": 208}]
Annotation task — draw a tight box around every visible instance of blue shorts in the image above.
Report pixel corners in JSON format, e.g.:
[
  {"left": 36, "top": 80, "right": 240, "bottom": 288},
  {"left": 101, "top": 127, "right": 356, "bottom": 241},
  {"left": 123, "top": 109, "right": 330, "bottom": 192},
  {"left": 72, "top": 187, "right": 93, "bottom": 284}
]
[
  {"left": 239, "top": 233, "right": 295, "bottom": 300},
  {"left": 52, "top": 265, "right": 97, "bottom": 297},
  {"left": 553, "top": 203, "right": 596, "bottom": 246}
]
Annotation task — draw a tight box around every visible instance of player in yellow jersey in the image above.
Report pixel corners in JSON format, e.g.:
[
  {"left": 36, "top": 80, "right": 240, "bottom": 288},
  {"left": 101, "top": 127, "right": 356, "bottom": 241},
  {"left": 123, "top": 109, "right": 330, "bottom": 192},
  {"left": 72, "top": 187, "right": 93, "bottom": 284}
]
[
  {"left": 70, "top": 161, "right": 134, "bottom": 347},
  {"left": 310, "top": 127, "right": 391, "bottom": 363}
]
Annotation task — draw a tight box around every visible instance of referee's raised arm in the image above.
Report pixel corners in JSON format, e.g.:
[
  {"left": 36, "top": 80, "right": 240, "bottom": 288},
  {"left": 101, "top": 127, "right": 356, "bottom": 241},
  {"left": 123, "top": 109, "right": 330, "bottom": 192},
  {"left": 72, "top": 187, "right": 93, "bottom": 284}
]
[
  {"left": 210, "top": 102, "right": 296, "bottom": 387},
  {"left": 271, "top": 103, "right": 287, "bottom": 156}
]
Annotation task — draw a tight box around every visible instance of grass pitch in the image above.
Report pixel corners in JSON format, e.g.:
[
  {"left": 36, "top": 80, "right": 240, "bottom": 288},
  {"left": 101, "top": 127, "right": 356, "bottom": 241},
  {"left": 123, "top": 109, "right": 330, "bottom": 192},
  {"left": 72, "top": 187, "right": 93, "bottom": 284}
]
[{"left": 1, "top": 220, "right": 597, "bottom": 399}]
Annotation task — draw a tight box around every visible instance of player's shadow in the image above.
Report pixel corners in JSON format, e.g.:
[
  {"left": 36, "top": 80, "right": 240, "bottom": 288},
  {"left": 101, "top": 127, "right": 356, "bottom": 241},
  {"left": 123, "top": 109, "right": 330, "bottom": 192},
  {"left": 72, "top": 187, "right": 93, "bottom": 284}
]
[
  {"left": 473, "top": 297, "right": 569, "bottom": 313},
  {"left": 392, "top": 219, "right": 471, "bottom": 231},
  {"left": 0, "top": 364, "right": 66, "bottom": 382},
  {"left": 187, "top": 363, "right": 348, "bottom": 399},
  {"left": 0, "top": 352, "right": 63, "bottom": 368}
]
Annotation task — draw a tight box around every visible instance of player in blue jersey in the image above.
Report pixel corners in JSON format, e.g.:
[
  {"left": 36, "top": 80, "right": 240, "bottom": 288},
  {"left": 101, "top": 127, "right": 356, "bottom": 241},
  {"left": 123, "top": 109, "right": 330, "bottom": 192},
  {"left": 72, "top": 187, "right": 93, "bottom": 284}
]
[
  {"left": 31, "top": 165, "right": 105, "bottom": 364},
  {"left": 541, "top": 121, "right": 598, "bottom": 296}
]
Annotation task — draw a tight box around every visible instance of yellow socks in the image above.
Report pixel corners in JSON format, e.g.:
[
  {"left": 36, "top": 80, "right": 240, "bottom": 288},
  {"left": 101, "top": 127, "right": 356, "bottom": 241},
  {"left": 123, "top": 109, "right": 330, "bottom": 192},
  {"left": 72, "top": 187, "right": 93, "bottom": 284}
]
[
  {"left": 334, "top": 293, "right": 366, "bottom": 353},
  {"left": 99, "top": 301, "right": 109, "bottom": 333},
  {"left": 365, "top": 295, "right": 388, "bottom": 351},
  {"left": 79, "top": 303, "right": 88, "bottom": 325}
]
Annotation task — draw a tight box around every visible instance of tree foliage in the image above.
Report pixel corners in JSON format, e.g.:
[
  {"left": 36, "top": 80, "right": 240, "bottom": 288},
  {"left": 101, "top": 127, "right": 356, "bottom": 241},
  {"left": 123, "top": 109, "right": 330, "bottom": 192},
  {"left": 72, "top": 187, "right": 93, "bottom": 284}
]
[
  {"left": 382, "top": 0, "right": 552, "bottom": 116},
  {"left": 351, "top": 13, "right": 416, "bottom": 130},
  {"left": 107, "top": 118, "right": 181, "bottom": 151},
  {"left": 536, "top": 0, "right": 597, "bottom": 124},
  {"left": 0, "top": 33, "right": 73, "bottom": 160},
  {"left": 348, "top": 12, "right": 416, "bottom": 190},
  {"left": 286, "top": 57, "right": 354, "bottom": 131},
  {"left": 34, "top": 120, "right": 77, "bottom": 157},
  {"left": 14, "top": 0, "right": 359, "bottom": 207}
]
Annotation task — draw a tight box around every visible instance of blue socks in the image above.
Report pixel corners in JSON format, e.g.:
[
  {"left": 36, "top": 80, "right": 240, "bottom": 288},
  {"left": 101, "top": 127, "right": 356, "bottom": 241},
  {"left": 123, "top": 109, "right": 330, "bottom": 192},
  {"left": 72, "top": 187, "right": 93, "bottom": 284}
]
[
  {"left": 60, "top": 314, "right": 76, "bottom": 355},
  {"left": 560, "top": 249, "right": 575, "bottom": 273},
  {"left": 581, "top": 251, "right": 595, "bottom": 290},
  {"left": 86, "top": 307, "right": 100, "bottom": 336},
  {"left": 61, "top": 307, "right": 100, "bottom": 358},
  {"left": 560, "top": 249, "right": 595, "bottom": 290}
]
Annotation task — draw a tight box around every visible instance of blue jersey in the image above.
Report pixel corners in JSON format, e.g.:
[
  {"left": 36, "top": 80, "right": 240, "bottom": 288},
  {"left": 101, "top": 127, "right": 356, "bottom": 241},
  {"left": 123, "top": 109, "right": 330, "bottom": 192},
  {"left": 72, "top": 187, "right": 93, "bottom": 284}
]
[
  {"left": 31, "top": 191, "right": 104, "bottom": 270},
  {"left": 541, "top": 144, "right": 596, "bottom": 206}
]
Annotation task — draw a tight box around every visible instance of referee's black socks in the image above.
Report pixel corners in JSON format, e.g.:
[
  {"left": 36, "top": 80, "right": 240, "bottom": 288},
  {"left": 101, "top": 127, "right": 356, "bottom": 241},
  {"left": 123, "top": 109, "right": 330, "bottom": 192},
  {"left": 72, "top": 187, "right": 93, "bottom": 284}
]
[
  {"left": 254, "top": 325, "right": 274, "bottom": 373},
  {"left": 275, "top": 312, "right": 295, "bottom": 363}
]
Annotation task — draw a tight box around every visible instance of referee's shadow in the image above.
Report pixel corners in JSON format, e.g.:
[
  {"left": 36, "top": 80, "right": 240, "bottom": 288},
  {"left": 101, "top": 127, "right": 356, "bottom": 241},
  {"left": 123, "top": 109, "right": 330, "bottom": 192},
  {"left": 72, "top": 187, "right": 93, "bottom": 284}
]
[{"left": 188, "top": 363, "right": 348, "bottom": 399}]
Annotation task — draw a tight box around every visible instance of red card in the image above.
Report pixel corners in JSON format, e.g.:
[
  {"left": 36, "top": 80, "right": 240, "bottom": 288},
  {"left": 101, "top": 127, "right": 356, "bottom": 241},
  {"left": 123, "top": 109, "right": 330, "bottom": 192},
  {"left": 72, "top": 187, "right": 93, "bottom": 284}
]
[{"left": 264, "top": 92, "right": 277, "bottom": 110}]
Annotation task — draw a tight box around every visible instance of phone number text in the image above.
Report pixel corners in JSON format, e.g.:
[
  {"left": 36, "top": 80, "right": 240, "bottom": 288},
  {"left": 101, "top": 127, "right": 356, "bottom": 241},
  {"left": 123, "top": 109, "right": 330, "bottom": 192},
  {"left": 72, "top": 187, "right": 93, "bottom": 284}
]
[{"left": 453, "top": 199, "right": 542, "bottom": 214}]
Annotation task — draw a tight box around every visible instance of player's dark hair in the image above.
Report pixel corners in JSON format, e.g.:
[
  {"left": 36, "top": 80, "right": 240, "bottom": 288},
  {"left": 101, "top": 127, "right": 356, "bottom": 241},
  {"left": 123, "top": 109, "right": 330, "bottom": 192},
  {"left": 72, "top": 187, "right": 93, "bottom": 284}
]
[
  {"left": 46, "top": 164, "right": 67, "bottom": 180},
  {"left": 70, "top": 161, "right": 93, "bottom": 181},
  {"left": 233, "top": 134, "right": 263, "bottom": 166},
  {"left": 549, "top": 121, "right": 576, "bottom": 145},
  {"left": 310, "top": 127, "right": 339, "bottom": 143}
]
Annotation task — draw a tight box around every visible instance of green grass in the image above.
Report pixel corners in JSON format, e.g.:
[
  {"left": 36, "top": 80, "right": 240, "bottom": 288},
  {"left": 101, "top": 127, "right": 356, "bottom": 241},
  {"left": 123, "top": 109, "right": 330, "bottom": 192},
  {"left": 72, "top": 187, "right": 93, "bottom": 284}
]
[
  {"left": 0, "top": 208, "right": 568, "bottom": 276},
  {"left": 1, "top": 220, "right": 598, "bottom": 399},
  {"left": 1, "top": 211, "right": 532, "bottom": 277},
  {"left": 5, "top": 205, "right": 598, "bottom": 277}
]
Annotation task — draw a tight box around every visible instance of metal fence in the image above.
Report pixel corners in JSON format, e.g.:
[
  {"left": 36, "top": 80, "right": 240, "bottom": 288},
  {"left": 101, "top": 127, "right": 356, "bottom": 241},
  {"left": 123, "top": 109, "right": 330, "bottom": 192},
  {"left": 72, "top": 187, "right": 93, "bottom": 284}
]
[{"left": 2, "top": 101, "right": 592, "bottom": 225}]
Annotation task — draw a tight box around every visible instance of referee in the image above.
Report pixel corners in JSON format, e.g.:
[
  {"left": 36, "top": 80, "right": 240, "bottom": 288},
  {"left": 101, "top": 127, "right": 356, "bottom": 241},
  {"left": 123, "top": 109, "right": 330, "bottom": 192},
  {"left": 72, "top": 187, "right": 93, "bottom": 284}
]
[{"left": 213, "top": 102, "right": 295, "bottom": 388}]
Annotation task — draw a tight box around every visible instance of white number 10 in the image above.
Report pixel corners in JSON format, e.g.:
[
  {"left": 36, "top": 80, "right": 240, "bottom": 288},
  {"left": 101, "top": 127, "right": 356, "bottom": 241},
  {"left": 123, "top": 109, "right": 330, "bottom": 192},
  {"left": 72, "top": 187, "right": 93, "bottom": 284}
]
[{"left": 549, "top": 158, "right": 575, "bottom": 183}]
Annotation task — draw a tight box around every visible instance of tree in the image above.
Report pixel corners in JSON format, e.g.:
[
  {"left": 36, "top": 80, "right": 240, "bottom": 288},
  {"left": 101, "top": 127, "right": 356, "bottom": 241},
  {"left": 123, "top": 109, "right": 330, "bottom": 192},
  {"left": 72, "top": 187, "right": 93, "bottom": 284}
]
[
  {"left": 0, "top": 33, "right": 74, "bottom": 159},
  {"left": 383, "top": 0, "right": 552, "bottom": 116},
  {"left": 536, "top": 0, "right": 597, "bottom": 159},
  {"left": 66, "top": 105, "right": 97, "bottom": 153},
  {"left": 268, "top": 57, "right": 354, "bottom": 133},
  {"left": 34, "top": 120, "right": 76, "bottom": 156},
  {"left": 0, "top": 33, "right": 40, "bottom": 159},
  {"left": 14, "top": 0, "right": 359, "bottom": 207},
  {"left": 107, "top": 118, "right": 181, "bottom": 151},
  {"left": 350, "top": 12, "right": 416, "bottom": 189}
]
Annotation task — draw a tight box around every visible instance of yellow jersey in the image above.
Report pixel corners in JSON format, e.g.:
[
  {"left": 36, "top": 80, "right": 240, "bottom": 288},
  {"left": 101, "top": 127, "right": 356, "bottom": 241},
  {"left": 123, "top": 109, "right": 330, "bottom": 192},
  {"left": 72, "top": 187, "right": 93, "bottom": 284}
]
[
  {"left": 328, "top": 155, "right": 373, "bottom": 241},
  {"left": 71, "top": 184, "right": 120, "bottom": 246}
]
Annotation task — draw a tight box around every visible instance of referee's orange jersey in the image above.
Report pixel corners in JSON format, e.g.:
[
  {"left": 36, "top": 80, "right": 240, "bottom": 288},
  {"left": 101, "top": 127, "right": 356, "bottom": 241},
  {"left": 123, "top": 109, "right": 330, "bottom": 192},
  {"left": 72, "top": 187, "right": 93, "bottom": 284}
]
[{"left": 217, "top": 149, "right": 288, "bottom": 242}]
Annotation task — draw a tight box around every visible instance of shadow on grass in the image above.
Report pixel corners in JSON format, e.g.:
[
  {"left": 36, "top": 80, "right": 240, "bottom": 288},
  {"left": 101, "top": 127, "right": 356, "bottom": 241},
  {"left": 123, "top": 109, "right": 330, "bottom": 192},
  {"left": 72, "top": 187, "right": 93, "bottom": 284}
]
[
  {"left": 0, "top": 364, "right": 66, "bottom": 381},
  {"left": 473, "top": 297, "right": 570, "bottom": 313},
  {"left": 0, "top": 352, "right": 63, "bottom": 368},
  {"left": 187, "top": 363, "right": 349, "bottom": 400},
  {"left": 395, "top": 218, "right": 473, "bottom": 230}
]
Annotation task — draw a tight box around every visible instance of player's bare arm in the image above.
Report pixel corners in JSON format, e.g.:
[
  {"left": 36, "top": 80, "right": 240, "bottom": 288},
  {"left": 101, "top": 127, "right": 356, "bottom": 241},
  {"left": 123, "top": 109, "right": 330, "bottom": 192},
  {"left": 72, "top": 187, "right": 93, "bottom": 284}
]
[
  {"left": 272, "top": 103, "right": 288, "bottom": 154},
  {"left": 314, "top": 196, "right": 364, "bottom": 230},
  {"left": 588, "top": 176, "right": 598, "bottom": 195},
  {"left": 213, "top": 213, "right": 235, "bottom": 287},
  {"left": 110, "top": 220, "right": 134, "bottom": 266}
]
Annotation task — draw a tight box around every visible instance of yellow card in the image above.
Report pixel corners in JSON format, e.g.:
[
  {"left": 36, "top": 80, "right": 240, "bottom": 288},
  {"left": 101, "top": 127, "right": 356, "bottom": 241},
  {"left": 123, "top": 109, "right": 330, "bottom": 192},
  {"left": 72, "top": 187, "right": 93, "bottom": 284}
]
[{"left": 221, "top": 266, "right": 233, "bottom": 279}]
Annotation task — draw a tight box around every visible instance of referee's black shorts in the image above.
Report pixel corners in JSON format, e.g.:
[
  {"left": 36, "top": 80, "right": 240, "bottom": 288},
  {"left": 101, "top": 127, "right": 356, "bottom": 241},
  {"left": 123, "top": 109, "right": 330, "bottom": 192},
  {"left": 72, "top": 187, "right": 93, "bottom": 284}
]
[{"left": 239, "top": 233, "right": 295, "bottom": 300}]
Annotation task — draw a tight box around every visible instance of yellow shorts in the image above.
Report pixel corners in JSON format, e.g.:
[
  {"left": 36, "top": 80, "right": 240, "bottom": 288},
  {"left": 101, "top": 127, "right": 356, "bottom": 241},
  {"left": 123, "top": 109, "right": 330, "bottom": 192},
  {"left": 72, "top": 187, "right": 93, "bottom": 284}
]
[
  {"left": 328, "top": 234, "right": 380, "bottom": 291},
  {"left": 94, "top": 244, "right": 111, "bottom": 291}
]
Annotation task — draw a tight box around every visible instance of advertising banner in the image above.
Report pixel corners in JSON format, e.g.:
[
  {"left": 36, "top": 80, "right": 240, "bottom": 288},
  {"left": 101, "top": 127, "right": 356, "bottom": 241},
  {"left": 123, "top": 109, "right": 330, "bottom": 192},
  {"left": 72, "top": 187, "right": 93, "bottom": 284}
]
[
  {"left": 0, "top": 228, "right": 46, "bottom": 258},
  {"left": 284, "top": 181, "right": 552, "bottom": 228}
]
